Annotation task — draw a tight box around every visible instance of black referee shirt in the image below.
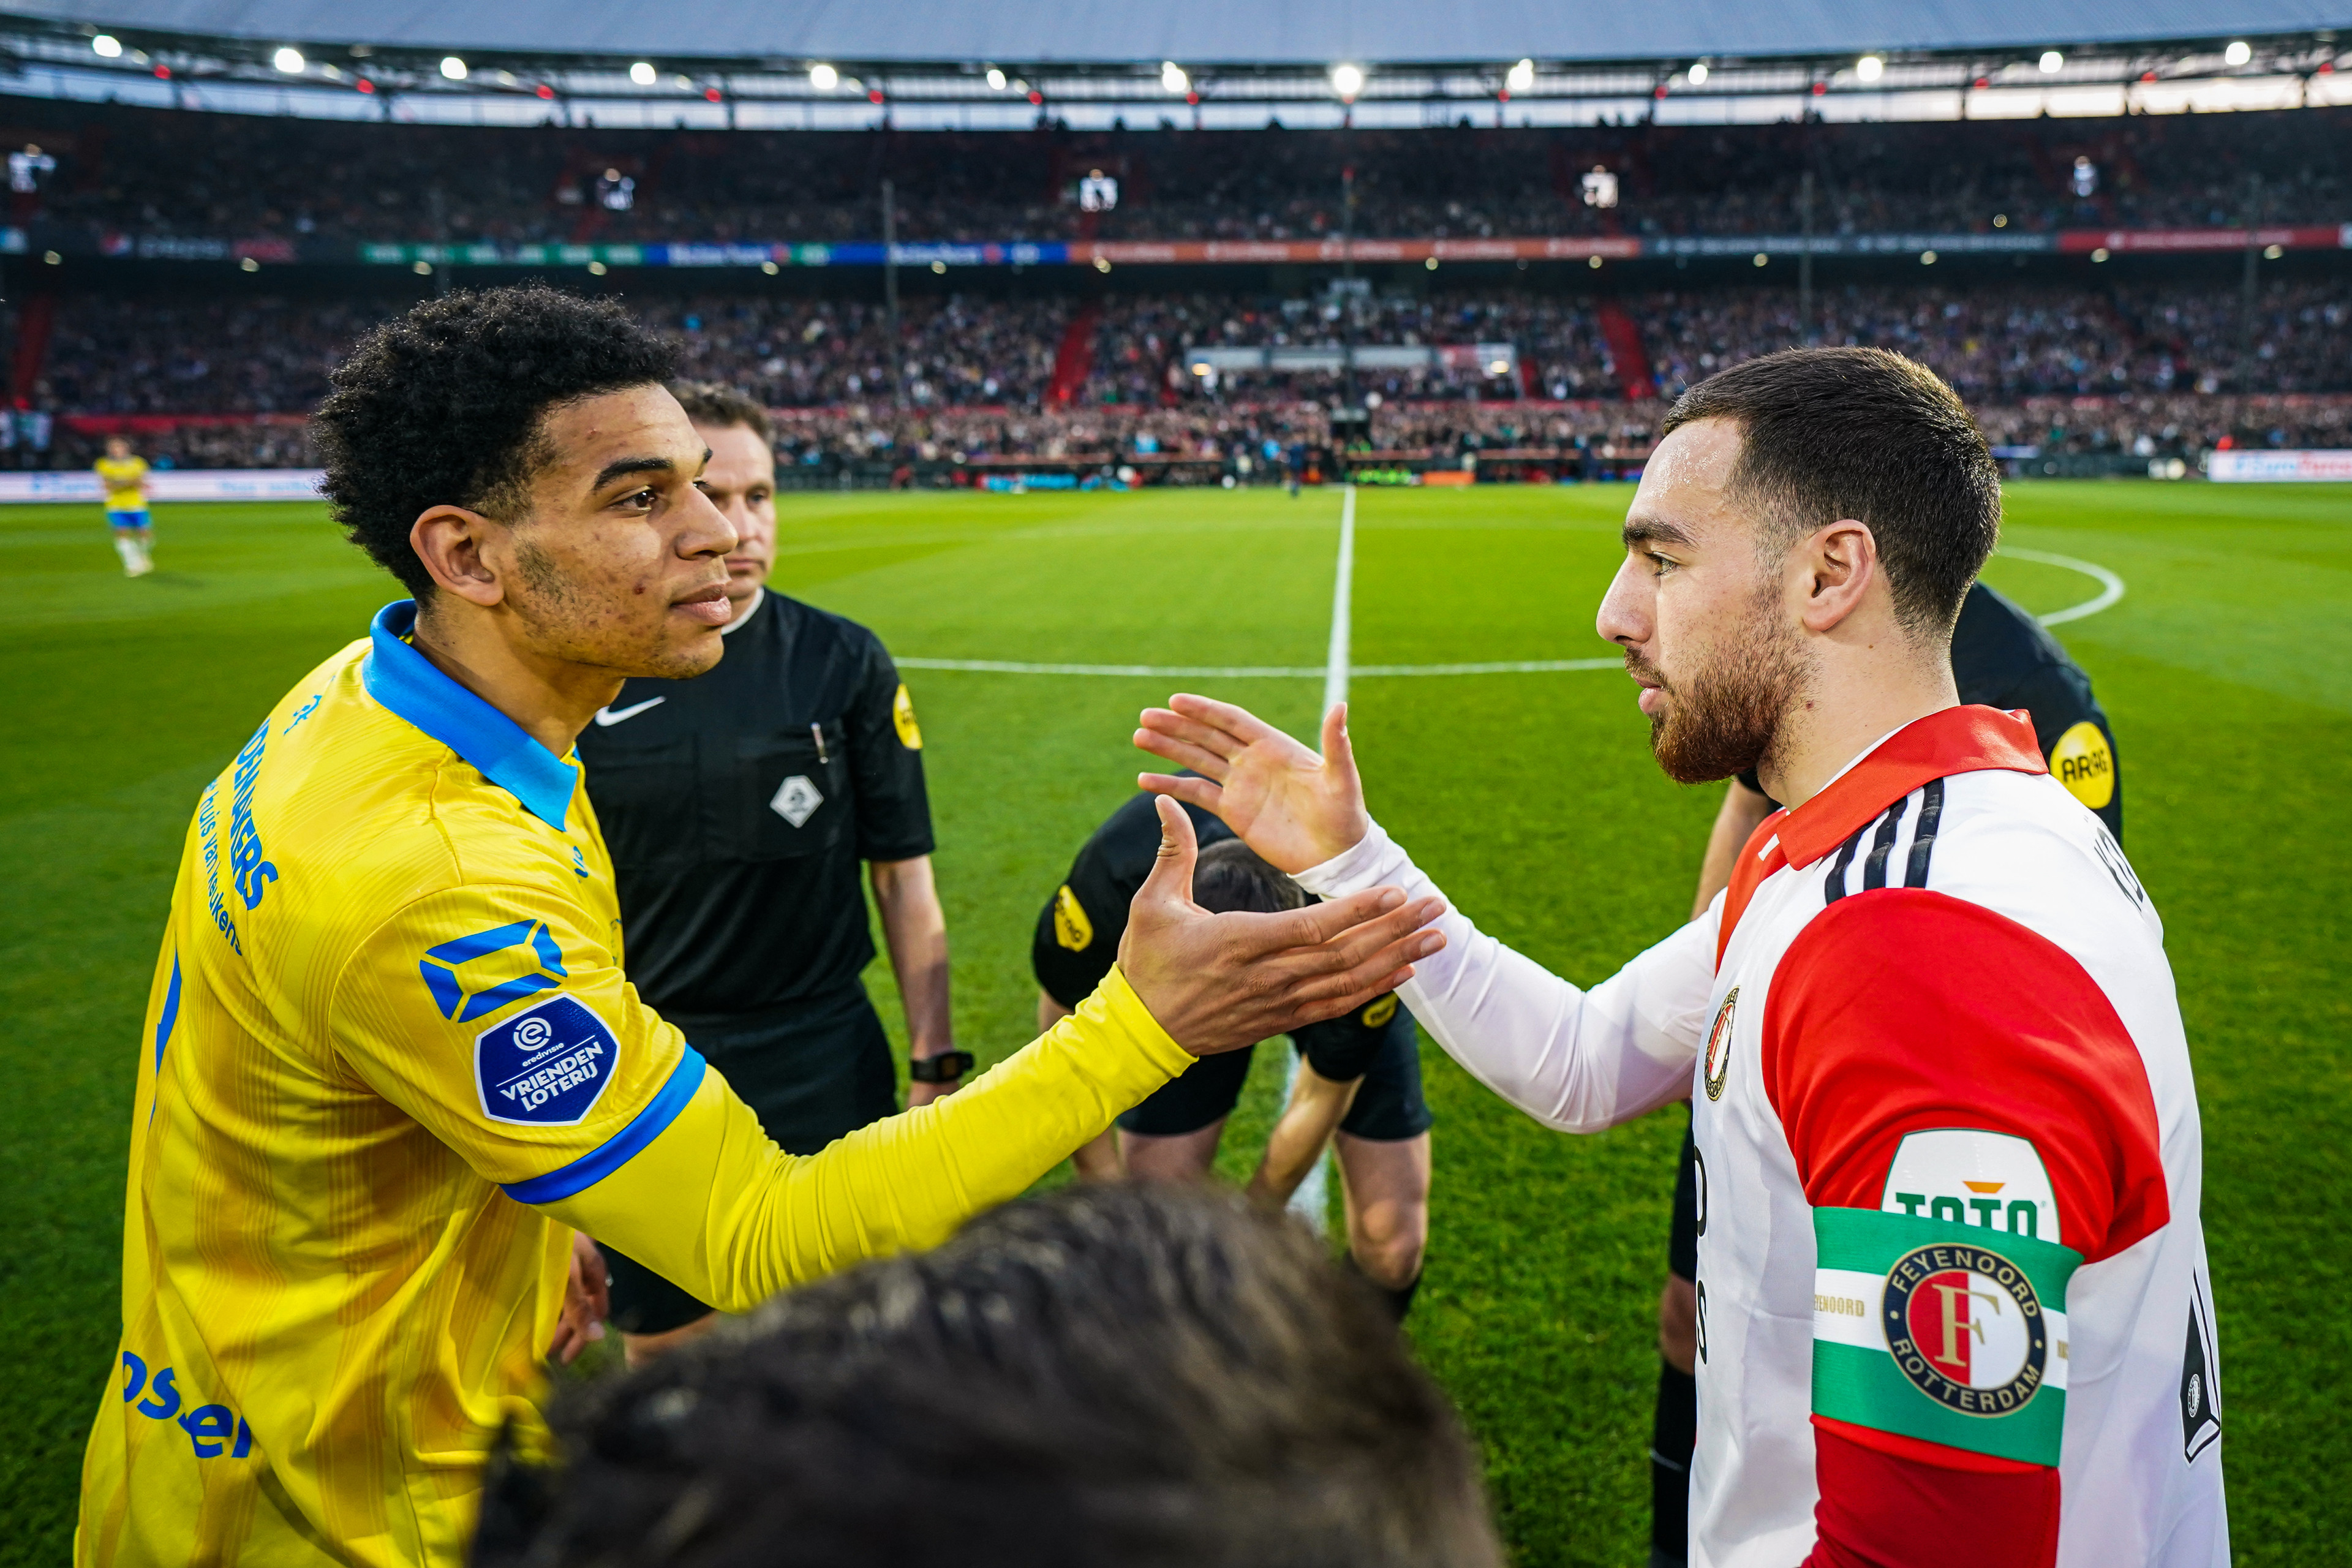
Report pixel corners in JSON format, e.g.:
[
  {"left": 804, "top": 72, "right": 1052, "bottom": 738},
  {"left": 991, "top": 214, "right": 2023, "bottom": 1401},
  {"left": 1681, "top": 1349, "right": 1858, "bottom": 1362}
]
[
  {"left": 1738, "top": 582, "right": 2124, "bottom": 840},
  {"left": 1033, "top": 788, "right": 1396, "bottom": 1079},
  {"left": 578, "top": 590, "right": 935, "bottom": 1018}
]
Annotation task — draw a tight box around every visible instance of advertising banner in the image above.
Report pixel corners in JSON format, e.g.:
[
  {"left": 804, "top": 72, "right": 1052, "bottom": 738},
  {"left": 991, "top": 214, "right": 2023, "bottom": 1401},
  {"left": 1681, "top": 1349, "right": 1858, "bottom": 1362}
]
[{"left": 2206, "top": 450, "right": 2352, "bottom": 482}]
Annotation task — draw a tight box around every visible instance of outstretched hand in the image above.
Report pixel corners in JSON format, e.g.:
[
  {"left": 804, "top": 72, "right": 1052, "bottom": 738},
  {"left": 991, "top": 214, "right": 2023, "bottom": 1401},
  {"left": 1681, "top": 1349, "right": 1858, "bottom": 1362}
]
[
  {"left": 1118, "top": 796, "right": 1442, "bottom": 1056},
  {"left": 1134, "top": 696, "right": 1370, "bottom": 875}
]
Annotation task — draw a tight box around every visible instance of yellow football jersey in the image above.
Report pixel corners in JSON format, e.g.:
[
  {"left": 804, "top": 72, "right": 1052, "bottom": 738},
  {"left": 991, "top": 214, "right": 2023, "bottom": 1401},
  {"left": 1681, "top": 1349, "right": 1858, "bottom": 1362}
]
[
  {"left": 94, "top": 455, "right": 149, "bottom": 511},
  {"left": 78, "top": 600, "right": 1193, "bottom": 1568}
]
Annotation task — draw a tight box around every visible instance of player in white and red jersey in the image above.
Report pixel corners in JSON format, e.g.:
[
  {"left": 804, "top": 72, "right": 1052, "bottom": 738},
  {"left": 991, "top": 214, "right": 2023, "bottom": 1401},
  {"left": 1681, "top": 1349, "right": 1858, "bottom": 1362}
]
[{"left": 1135, "top": 347, "right": 2226, "bottom": 1568}]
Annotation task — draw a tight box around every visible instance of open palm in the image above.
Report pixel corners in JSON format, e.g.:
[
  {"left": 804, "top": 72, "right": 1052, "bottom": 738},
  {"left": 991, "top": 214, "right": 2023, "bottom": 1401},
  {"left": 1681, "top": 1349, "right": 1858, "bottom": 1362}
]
[{"left": 1134, "top": 695, "right": 1371, "bottom": 874}]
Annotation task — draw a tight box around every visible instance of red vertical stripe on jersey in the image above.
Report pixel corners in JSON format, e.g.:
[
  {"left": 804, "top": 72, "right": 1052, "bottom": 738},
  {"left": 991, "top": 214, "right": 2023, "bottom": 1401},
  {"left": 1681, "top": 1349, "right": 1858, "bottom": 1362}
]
[
  {"left": 1760, "top": 889, "right": 2168, "bottom": 1259},
  {"left": 1763, "top": 888, "right": 2171, "bottom": 1568},
  {"left": 1717, "top": 811, "right": 1788, "bottom": 970}
]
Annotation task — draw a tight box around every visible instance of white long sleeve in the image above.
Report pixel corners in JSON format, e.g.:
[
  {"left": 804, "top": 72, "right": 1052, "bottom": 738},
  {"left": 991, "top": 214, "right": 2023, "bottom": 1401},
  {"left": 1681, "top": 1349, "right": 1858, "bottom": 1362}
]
[{"left": 1294, "top": 821, "right": 1716, "bottom": 1132}]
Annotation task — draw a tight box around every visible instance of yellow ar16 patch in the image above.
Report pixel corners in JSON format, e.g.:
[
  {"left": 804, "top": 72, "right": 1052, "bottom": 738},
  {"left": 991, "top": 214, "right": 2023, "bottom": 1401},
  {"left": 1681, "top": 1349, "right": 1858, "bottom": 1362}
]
[
  {"left": 1053, "top": 884, "right": 1093, "bottom": 951},
  {"left": 892, "top": 683, "right": 923, "bottom": 750},
  {"left": 1361, "top": 995, "right": 1399, "bottom": 1028},
  {"left": 2049, "top": 720, "right": 2114, "bottom": 809}
]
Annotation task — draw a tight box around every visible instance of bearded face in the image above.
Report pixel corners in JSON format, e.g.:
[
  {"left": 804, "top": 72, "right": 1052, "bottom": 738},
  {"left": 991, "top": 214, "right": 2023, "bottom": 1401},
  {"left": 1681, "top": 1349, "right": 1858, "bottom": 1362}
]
[{"left": 1627, "top": 573, "right": 1810, "bottom": 786}]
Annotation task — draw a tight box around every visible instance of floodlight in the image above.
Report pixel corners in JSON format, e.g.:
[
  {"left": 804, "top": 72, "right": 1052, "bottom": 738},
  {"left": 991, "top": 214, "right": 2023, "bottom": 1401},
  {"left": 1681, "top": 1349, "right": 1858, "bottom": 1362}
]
[
  {"left": 1330, "top": 63, "right": 1365, "bottom": 99},
  {"left": 1856, "top": 55, "right": 1883, "bottom": 81},
  {"left": 986, "top": 67, "right": 1006, "bottom": 90},
  {"left": 2038, "top": 51, "right": 2063, "bottom": 73},
  {"left": 810, "top": 62, "right": 839, "bottom": 91},
  {"left": 273, "top": 45, "right": 303, "bottom": 72},
  {"left": 630, "top": 61, "right": 657, "bottom": 86},
  {"left": 1161, "top": 61, "right": 1188, "bottom": 93},
  {"left": 1506, "top": 59, "right": 1535, "bottom": 92},
  {"left": 1686, "top": 61, "right": 1709, "bottom": 85},
  {"left": 92, "top": 34, "right": 122, "bottom": 58},
  {"left": 2224, "top": 40, "right": 2252, "bottom": 66},
  {"left": 440, "top": 56, "right": 467, "bottom": 80}
]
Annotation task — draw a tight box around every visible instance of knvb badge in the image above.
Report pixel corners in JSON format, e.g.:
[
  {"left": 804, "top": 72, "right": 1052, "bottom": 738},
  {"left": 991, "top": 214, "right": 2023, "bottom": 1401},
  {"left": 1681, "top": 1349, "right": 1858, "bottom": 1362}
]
[{"left": 475, "top": 995, "right": 620, "bottom": 1126}]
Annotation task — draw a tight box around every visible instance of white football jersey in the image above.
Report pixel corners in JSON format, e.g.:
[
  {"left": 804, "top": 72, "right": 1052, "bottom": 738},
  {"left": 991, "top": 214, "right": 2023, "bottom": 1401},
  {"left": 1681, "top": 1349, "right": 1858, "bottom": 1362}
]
[{"left": 1298, "top": 706, "right": 2226, "bottom": 1568}]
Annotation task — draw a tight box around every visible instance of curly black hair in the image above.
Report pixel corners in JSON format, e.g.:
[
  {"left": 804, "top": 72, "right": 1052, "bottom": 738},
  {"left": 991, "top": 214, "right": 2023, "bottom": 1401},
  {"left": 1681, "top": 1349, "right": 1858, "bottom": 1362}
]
[{"left": 312, "top": 284, "right": 677, "bottom": 599}]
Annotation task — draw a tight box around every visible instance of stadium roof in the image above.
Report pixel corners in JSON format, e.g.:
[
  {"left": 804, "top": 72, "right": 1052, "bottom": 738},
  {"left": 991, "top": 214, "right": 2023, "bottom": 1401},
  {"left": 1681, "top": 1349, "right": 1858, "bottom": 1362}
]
[{"left": 8, "top": 0, "right": 2351, "bottom": 66}]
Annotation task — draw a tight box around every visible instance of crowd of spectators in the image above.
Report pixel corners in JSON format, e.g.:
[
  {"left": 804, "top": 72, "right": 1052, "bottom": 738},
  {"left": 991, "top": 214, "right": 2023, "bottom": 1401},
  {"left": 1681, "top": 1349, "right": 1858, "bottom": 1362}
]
[
  {"left": 1641, "top": 281, "right": 2352, "bottom": 401},
  {"left": 16, "top": 278, "right": 2351, "bottom": 469},
  {"left": 1, "top": 94, "right": 2344, "bottom": 247}
]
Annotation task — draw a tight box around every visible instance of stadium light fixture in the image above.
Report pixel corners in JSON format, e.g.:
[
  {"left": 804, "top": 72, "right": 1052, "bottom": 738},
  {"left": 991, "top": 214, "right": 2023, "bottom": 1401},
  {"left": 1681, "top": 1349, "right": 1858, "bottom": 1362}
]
[
  {"left": 272, "top": 45, "right": 303, "bottom": 73},
  {"left": 2224, "top": 40, "right": 2252, "bottom": 66},
  {"left": 1856, "top": 55, "right": 1884, "bottom": 82},
  {"left": 440, "top": 56, "right": 467, "bottom": 80},
  {"left": 91, "top": 34, "right": 121, "bottom": 58},
  {"left": 986, "top": 67, "right": 1006, "bottom": 90},
  {"left": 1330, "top": 62, "right": 1365, "bottom": 100},
  {"left": 629, "top": 61, "right": 657, "bottom": 86},
  {"left": 2038, "top": 50, "right": 2064, "bottom": 74},
  {"left": 1686, "top": 61, "right": 1709, "bottom": 85},
  {"left": 1507, "top": 58, "right": 1536, "bottom": 92},
  {"left": 1161, "top": 61, "right": 1188, "bottom": 94},
  {"left": 809, "top": 62, "right": 838, "bottom": 91}
]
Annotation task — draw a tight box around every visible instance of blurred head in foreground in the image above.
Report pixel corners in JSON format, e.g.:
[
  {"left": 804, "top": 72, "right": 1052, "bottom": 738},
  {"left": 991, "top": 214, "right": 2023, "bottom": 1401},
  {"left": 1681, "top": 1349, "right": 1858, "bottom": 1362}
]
[{"left": 477, "top": 1182, "right": 1499, "bottom": 1568}]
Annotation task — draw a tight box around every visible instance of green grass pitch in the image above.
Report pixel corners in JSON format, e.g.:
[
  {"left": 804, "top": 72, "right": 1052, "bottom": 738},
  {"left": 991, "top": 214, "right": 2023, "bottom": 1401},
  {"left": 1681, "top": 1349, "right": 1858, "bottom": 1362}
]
[{"left": 1, "top": 480, "right": 2344, "bottom": 1563}]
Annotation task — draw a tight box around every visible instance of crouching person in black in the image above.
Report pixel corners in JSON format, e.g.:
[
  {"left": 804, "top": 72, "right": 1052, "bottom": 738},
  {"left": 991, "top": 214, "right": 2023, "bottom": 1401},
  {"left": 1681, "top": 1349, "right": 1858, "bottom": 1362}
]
[
  {"left": 1035, "top": 791, "right": 1432, "bottom": 1321},
  {"left": 576, "top": 383, "right": 966, "bottom": 1364}
]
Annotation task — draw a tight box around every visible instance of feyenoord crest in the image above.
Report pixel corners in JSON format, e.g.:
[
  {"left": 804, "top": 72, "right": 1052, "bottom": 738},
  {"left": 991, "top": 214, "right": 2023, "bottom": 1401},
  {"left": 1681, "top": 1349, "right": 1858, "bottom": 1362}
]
[
  {"left": 1882, "top": 1242, "right": 2053, "bottom": 1417},
  {"left": 1702, "top": 987, "right": 1738, "bottom": 1101}
]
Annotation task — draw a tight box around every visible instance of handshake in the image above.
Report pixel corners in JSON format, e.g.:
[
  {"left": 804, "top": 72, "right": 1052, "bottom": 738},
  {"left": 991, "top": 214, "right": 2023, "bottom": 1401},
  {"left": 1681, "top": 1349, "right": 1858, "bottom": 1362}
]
[{"left": 1116, "top": 694, "right": 1440, "bottom": 1057}]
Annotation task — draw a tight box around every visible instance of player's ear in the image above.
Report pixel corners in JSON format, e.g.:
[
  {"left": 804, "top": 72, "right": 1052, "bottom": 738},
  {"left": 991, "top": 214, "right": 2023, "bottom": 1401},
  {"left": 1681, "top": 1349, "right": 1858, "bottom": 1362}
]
[
  {"left": 1796, "top": 518, "right": 1879, "bottom": 634},
  {"left": 410, "top": 505, "right": 507, "bottom": 608}
]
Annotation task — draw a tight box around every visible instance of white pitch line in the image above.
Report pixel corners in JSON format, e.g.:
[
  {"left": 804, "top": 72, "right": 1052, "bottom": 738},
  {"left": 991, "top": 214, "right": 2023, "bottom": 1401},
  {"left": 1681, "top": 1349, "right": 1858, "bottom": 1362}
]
[
  {"left": 1324, "top": 483, "right": 1357, "bottom": 715},
  {"left": 1287, "top": 484, "right": 1358, "bottom": 1237},
  {"left": 2000, "top": 546, "right": 2127, "bottom": 627}
]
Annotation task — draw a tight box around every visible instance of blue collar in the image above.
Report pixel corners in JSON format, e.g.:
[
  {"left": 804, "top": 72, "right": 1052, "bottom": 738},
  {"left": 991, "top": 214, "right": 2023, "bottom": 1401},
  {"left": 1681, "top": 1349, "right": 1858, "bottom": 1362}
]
[{"left": 361, "top": 600, "right": 578, "bottom": 831}]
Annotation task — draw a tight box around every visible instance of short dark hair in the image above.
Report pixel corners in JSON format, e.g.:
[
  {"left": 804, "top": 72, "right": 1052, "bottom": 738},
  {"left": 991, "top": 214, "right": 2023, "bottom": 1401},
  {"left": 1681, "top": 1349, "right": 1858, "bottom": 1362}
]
[
  {"left": 1193, "top": 835, "right": 1308, "bottom": 917},
  {"left": 480, "top": 1184, "right": 1499, "bottom": 1568},
  {"left": 1660, "top": 347, "right": 2000, "bottom": 637},
  {"left": 669, "top": 379, "right": 774, "bottom": 442},
  {"left": 312, "top": 284, "right": 677, "bottom": 599}
]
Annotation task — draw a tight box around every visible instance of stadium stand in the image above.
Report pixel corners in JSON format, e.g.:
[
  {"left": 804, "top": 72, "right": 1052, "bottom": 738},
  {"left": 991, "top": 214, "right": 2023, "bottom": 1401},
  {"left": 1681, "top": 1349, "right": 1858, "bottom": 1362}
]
[{"left": 0, "top": 97, "right": 2345, "bottom": 246}]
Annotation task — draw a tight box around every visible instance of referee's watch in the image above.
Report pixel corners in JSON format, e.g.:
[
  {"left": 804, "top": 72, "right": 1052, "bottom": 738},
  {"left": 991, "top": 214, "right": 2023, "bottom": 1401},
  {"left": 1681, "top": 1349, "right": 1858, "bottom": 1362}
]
[{"left": 908, "top": 1051, "right": 974, "bottom": 1084}]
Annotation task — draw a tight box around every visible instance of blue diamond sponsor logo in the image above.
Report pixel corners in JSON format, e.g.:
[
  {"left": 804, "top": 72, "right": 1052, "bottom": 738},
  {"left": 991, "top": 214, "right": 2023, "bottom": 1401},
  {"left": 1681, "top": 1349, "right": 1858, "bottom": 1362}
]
[
  {"left": 475, "top": 995, "right": 617, "bottom": 1126},
  {"left": 419, "top": 919, "right": 568, "bottom": 1023}
]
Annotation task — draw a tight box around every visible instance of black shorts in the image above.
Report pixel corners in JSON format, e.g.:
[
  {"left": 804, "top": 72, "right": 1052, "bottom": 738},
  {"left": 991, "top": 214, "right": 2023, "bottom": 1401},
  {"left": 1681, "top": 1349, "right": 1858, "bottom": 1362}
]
[
  {"left": 601, "top": 984, "right": 897, "bottom": 1335},
  {"left": 1115, "top": 1003, "right": 1432, "bottom": 1144},
  {"left": 1668, "top": 1111, "right": 1698, "bottom": 1283}
]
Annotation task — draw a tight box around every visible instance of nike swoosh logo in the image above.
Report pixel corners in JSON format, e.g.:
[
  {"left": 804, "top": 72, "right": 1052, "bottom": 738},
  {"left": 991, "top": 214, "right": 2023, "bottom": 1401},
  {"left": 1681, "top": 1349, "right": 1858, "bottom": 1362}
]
[{"left": 592, "top": 697, "right": 666, "bottom": 727}]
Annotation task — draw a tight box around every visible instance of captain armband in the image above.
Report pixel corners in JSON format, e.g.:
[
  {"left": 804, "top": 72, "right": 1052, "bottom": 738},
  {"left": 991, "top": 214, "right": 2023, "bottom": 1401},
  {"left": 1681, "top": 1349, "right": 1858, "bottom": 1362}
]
[{"left": 1811, "top": 1206, "right": 2082, "bottom": 1466}]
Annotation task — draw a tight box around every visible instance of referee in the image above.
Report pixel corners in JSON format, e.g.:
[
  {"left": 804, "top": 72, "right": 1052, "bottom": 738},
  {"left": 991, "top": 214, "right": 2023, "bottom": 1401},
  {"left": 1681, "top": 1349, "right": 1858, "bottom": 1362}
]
[
  {"left": 576, "top": 383, "right": 964, "bottom": 1363},
  {"left": 1643, "top": 579, "right": 2122, "bottom": 1568}
]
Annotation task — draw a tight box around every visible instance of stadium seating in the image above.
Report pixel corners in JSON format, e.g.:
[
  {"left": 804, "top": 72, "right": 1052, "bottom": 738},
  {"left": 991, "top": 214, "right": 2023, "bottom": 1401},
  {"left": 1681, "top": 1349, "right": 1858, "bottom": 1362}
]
[{"left": 1, "top": 95, "right": 2344, "bottom": 245}]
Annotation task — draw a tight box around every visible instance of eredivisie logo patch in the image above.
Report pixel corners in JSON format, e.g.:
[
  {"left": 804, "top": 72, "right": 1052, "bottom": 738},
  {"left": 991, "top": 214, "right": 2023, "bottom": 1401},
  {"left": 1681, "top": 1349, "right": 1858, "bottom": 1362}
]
[{"left": 1882, "top": 1242, "right": 2054, "bottom": 1417}]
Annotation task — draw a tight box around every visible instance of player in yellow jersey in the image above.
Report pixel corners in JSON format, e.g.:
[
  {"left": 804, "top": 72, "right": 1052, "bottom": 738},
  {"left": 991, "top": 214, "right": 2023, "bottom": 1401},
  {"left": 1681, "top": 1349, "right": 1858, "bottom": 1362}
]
[
  {"left": 94, "top": 434, "right": 154, "bottom": 577},
  {"left": 75, "top": 284, "right": 1446, "bottom": 1568}
]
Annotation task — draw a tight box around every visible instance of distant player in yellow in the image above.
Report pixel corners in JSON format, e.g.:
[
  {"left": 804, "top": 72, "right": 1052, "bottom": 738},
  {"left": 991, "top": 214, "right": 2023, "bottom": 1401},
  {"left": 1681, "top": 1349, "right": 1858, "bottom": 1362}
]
[
  {"left": 95, "top": 434, "right": 154, "bottom": 577},
  {"left": 75, "top": 284, "right": 1444, "bottom": 1568}
]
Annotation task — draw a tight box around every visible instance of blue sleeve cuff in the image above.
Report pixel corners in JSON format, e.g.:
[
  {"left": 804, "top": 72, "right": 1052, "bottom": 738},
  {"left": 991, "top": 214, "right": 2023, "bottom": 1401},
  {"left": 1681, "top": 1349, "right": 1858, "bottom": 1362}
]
[{"left": 501, "top": 1046, "right": 707, "bottom": 1205}]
